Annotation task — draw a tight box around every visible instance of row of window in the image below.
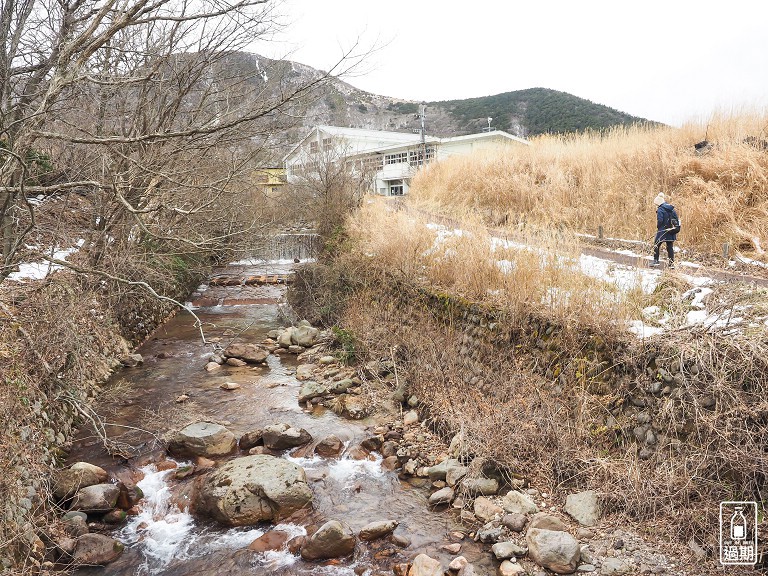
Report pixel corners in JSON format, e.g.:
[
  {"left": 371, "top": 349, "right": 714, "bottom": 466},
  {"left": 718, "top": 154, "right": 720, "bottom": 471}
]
[{"left": 384, "top": 148, "right": 435, "bottom": 166}]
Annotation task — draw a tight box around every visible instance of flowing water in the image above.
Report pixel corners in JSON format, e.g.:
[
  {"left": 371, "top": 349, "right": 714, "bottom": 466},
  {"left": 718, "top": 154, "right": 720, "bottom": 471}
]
[{"left": 68, "top": 260, "right": 492, "bottom": 576}]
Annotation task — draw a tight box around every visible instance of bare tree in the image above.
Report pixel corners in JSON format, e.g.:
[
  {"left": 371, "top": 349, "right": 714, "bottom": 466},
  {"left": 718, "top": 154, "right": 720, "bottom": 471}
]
[
  {"left": 288, "top": 138, "right": 375, "bottom": 244},
  {"left": 0, "top": 0, "right": 361, "bottom": 288}
]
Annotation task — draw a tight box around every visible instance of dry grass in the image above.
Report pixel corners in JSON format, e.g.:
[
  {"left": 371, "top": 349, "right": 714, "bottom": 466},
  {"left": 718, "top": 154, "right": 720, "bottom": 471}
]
[
  {"left": 411, "top": 111, "right": 768, "bottom": 257},
  {"left": 346, "top": 199, "right": 645, "bottom": 337}
]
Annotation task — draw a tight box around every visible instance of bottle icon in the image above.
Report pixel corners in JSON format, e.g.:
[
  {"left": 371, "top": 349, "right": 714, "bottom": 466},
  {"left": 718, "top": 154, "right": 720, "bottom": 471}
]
[{"left": 730, "top": 506, "right": 747, "bottom": 541}]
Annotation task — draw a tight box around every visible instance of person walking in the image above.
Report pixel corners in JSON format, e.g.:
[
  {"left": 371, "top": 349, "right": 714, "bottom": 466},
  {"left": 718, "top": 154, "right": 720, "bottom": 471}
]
[{"left": 651, "top": 193, "right": 680, "bottom": 268}]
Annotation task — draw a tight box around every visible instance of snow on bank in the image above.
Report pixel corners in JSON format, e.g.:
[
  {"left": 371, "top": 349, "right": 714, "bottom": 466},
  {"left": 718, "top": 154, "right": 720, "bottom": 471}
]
[
  {"left": 7, "top": 240, "right": 84, "bottom": 281},
  {"left": 425, "top": 223, "right": 766, "bottom": 341}
]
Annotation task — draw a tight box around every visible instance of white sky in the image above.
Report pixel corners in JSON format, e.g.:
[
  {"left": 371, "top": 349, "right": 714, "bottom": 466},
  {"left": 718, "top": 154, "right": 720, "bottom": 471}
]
[{"left": 255, "top": 0, "right": 768, "bottom": 127}]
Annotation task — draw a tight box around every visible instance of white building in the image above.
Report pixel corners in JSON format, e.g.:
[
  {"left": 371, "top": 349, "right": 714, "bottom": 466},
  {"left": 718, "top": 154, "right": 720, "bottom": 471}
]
[{"left": 283, "top": 125, "right": 529, "bottom": 196}]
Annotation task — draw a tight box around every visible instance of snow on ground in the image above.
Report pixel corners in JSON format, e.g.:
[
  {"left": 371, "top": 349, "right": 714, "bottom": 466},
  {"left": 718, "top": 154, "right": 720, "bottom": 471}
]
[
  {"left": 579, "top": 253, "right": 660, "bottom": 294},
  {"left": 425, "top": 222, "right": 765, "bottom": 340},
  {"left": 7, "top": 240, "right": 84, "bottom": 281}
]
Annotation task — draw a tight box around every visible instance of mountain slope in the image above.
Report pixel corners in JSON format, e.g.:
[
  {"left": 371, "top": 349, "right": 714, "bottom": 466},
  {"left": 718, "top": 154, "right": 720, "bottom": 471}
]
[
  {"left": 220, "top": 52, "right": 659, "bottom": 155},
  {"left": 431, "top": 88, "right": 655, "bottom": 136}
]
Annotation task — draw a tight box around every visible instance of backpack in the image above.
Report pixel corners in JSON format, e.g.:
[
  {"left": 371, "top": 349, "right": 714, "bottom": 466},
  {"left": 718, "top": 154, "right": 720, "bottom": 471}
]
[{"left": 669, "top": 208, "right": 681, "bottom": 234}]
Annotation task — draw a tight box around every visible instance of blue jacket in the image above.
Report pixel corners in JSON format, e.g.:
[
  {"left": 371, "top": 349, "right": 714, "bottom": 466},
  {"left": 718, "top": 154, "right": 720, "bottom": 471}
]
[{"left": 655, "top": 202, "right": 678, "bottom": 242}]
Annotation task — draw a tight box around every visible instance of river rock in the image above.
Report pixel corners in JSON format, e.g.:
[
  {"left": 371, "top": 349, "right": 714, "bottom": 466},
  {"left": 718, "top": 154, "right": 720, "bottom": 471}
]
[
  {"left": 473, "top": 496, "right": 503, "bottom": 522},
  {"left": 239, "top": 429, "right": 263, "bottom": 450},
  {"left": 205, "top": 361, "right": 221, "bottom": 372},
  {"left": 501, "top": 513, "right": 528, "bottom": 532},
  {"left": 428, "top": 487, "right": 454, "bottom": 506},
  {"left": 63, "top": 513, "right": 89, "bottom": 537},
  {"left": 225, "top": 357, "right": 247, "bottom": 367},
  {"left": 446, "top": 464, "right": 468, "bottom": 487},
  {"left": 564, "top": 490, "right": 600, "bottom": 527},
  {"left": 219, "top": 381, "right": 241, "bottom": 390},
  {"left": 70, "top": 484, "right": 120, "bottom": 513},
  {"left": 408, "top": 553, "right": 443, "bottom": 576},
  {"left": 600, "top": 558, "right": 631, "bottom": 575},
  {"left": 223, "top": 343, "right": 269, "bottom": 363},
  {"left": 292, "top": 325, "right": 319, "bottom": 347},
  {"left": 168, "top": 422, "right": 237, "bottom": 458},
  {"left": 119, "top": 354, "right": 143, "bottom": 367},
  {"left": 248, "top": 530, "right": 290, "bottom": 552},
  {"left": 448, "top": 555, "right": 468, "bottom": 571},
  {"left": 197, "top": 455, "right": 313, "bottom": 526},
  {"left": 526, "top": 528, "right": 580, "bottom": 574},
  {"left": 296, "top": 364, "right": 315, "bottom": 381},
  {"left": 529, "top": 513, "right": 567, "bottom": 532},
  {"left": 103, "top": 509, "right": 127, "bottom": 524},
  {"left": 73, "top": 534, "right": 124, "bottom": 565},
  {"left": 298, "top": 380, "right": 332, "bottom": 403},
  {"left": 300, "top": 520, "right": 355, "bottom": 560},
  {"left": 502, "top": 491, "right": 539, "bottom": 515},
  {"left": 277, "top": 328, "right": 294, "bottom": 348},
  {"left": 359, "top": 519, "right": 399, "bottom": 541},
  {"left": 425, "top": 458, "right": 458, "bottom": 481},
  {"left": 262, "top": 423, "right": 312, "bottom": 450},
  {"left": 499, "top": 560, "right": 527, "bottom": 575},
  {"left": 403, "top": 410, "right": 419, "bottom": 425},
  {"left": 54, "top": 464, "right": 106, "bottom": 500},
  {"left": 477, "top": 525, "right": 505, "bottom": 543},
  {"left": 461, "top": 477, "right": 499, "bottom": 496},
  {"left": 315, "top": 435, "right": 344, "bottom": 457},
  {"left": 492, "top": 541, "right": 528, "bottom": 559}
]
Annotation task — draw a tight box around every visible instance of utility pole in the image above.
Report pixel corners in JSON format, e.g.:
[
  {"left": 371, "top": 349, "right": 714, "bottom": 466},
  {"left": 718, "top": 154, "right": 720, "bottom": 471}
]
[{"left": 419, "top": 103, "right": 427, "bottom": 165}]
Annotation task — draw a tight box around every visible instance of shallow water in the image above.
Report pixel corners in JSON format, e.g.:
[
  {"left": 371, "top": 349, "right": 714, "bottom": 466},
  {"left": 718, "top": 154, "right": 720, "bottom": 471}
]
[{"left": 68, "top": 263, "right": 492, "bottom": 575}]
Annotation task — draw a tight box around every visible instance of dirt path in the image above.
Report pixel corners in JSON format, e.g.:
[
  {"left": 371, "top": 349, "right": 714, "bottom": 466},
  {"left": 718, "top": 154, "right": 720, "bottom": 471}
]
[{"left": 399, "top": 200, "right": 768, "bottom": 288}]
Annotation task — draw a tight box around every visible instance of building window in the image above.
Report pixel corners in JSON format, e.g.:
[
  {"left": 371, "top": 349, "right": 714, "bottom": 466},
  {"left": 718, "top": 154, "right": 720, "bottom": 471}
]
[
  {"left": 384, "top": 152, "right": 408, "bottom": 165},
  {"left": 408, "top": 147, "right": 435, "bottom": 167},
  {"left": 309, "top": 141, "right": 318, "bottom": 154},
  {"left": 322, "top": 137, "right": 332, "bottom": 149},
  {"left": 388, "top": 180, "right": 404, "bottom": 196}
]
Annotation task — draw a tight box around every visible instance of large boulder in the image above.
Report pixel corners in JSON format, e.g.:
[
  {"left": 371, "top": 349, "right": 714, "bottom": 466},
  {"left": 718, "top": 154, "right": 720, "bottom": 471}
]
[
  {"left": 564, "top": 490, "right": 600, "bottom": 527},
  {"left": 277, "top": 328, "right": 294, "bottom": 348},
  {"left": 196, "top": 455, "right": 312, "bottom": 526},
  {"left": 314, "top": 435, "right": 344, "bottom": 458},
  {"left": 53, "top": 463, "right": 108, "bottom": 500},
  {"left": 223, "top": 343, "right": 269, "bottom": 364},
  {"left": 262, "top": 423, "right": 312, "bottom": 451},
  {"left": 69, "top": 484, "right": 120, "bottom": 513},
  {"left": 300, "top": 520, "right": 355, "bottom": 561},
  {"left": 167, "top": 422, "right": 237, "bottom": 458},
  {"left": 526, "top": 528, "right": 580, "bottom": 574},
  {"left": 292, "top": 325, "right": 319, "bottom": 348},
  {"left": 73, "top": 534, "right": 124, "bottom": 565}
]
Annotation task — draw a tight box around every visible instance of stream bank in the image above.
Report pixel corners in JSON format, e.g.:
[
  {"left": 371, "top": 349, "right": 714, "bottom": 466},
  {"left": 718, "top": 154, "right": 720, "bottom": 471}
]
[{"left": 51, "top": 262, "right": 494, "bottom": 576}]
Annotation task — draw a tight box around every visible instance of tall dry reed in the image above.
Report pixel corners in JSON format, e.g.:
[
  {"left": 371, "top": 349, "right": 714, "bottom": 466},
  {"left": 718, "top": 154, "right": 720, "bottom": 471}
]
[
  {"left": 346, "top": 200, "right": 644, "bottom": 336},
  {"left": 411, "top": 111, "right": 768, "bottom": 256}
]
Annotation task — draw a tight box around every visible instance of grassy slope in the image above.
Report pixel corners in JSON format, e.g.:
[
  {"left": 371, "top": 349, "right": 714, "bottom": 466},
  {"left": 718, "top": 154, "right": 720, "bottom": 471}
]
[{"left": 411, "top": 112, "right": 768, "bottom": 257}]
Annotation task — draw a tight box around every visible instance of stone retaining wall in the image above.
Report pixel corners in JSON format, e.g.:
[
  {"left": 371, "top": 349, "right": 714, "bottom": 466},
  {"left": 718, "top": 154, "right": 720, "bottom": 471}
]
[{"left": 340, "top": 278, "right": 767, "bottom": 542}]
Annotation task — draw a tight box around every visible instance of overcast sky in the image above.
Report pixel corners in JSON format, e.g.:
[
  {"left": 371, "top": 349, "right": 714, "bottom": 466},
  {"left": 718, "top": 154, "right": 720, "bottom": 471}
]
[{"left": 260, "top": 0, "right": 768, "bottom": 127}]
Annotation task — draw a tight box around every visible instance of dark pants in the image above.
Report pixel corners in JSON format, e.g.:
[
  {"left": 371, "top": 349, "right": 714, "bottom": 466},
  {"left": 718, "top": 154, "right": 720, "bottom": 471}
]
[{"left": 654, "top": 240, "right": 674, "bottom": 263}]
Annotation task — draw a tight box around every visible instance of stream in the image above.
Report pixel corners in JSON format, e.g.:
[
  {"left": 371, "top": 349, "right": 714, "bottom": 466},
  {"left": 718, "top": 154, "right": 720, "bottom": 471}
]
[{"left": 66, "top": 260, "right": 491, "bottom": 576}]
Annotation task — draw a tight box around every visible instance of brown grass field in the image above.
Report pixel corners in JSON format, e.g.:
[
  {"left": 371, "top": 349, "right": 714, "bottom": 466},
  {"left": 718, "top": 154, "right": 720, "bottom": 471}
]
[{"left": 410, "top": 111, "right": 768, "bottom": 258}]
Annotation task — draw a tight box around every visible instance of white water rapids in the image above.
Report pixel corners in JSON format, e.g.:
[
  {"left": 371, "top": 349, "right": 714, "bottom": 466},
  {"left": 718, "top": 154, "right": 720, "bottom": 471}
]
[{"left": 117, "top": 457, "right": 385, "bottom": 575}]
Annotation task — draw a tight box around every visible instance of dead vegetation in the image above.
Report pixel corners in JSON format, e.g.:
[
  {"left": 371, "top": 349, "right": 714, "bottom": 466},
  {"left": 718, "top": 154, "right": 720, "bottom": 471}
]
[
  {"left": 411, "top": 112, "right": 768, "bottom": 259},
  {"left": 291, "top": 113, "right": 768, "bottom": 564}
]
